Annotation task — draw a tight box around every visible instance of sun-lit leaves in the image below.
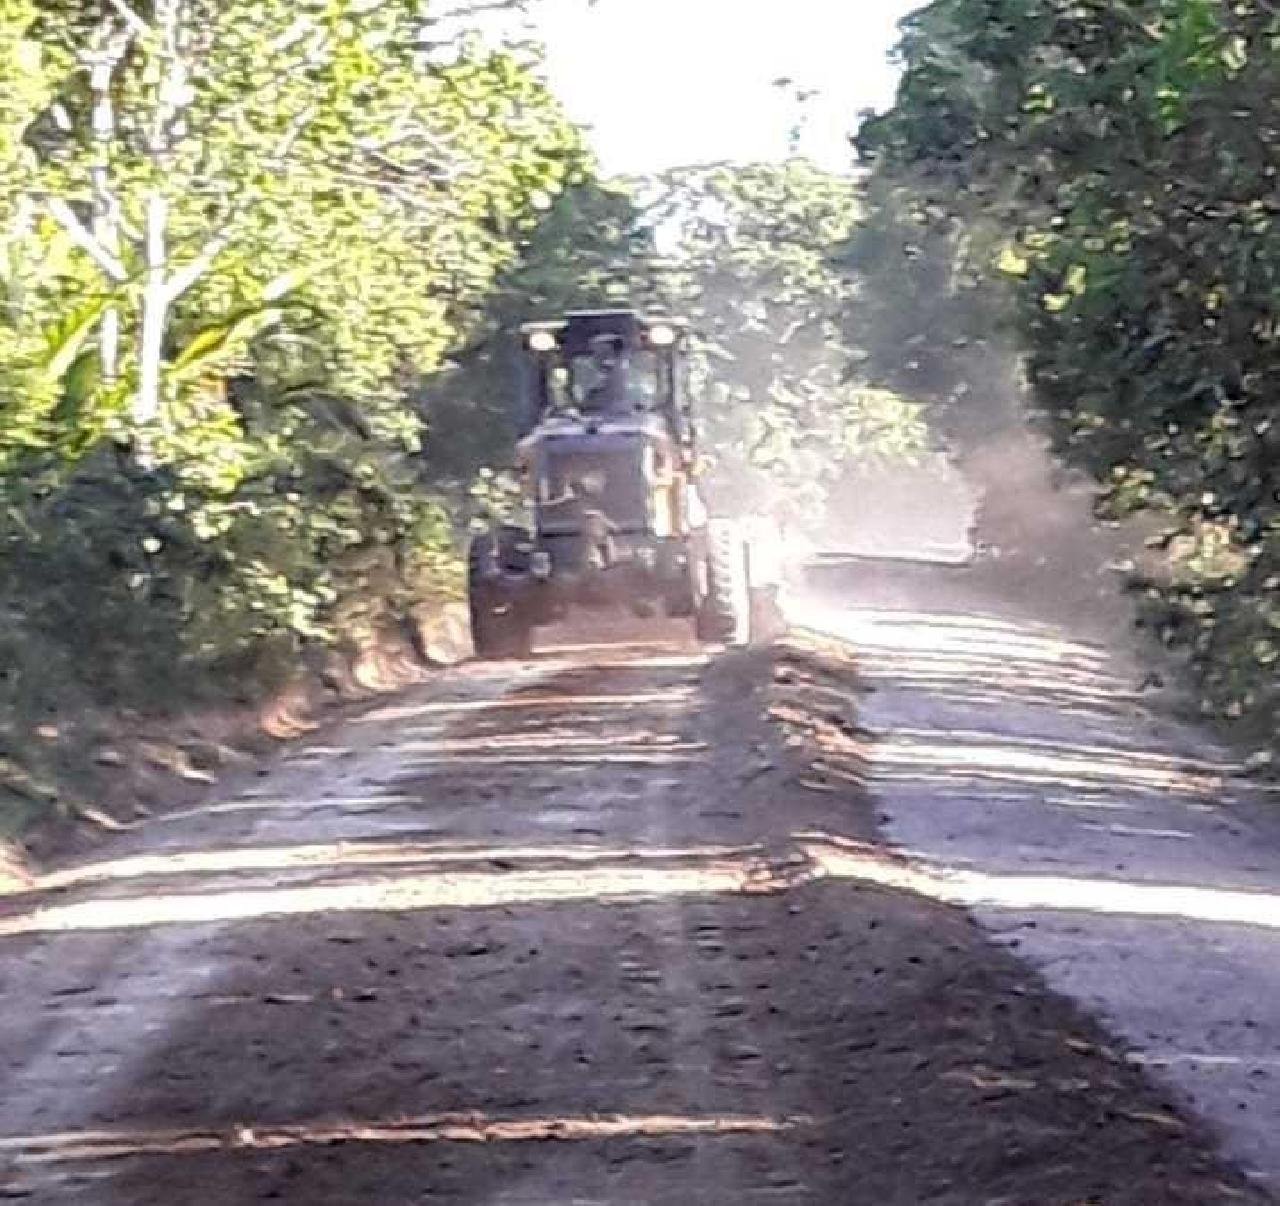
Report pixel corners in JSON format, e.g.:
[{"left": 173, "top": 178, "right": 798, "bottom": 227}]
[
  {"left": 0, "top": 2, "right": 589, "bottom": 722},
  {"left": 860, "top": 0, "right": 1280, "bottom": 742}
]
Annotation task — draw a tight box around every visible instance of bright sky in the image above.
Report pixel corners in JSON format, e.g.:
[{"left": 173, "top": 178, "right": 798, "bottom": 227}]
[{"left": 530, "top": 0, "right": 923, "bottom": 177}]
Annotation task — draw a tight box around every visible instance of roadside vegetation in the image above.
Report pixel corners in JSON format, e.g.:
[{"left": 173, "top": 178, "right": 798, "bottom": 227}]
[
  {"left": 853, "top": 0, "right": 1279, "bottom": 753},
  {"left": 0, "top": 0, "right": 587, "bottom": 837}
]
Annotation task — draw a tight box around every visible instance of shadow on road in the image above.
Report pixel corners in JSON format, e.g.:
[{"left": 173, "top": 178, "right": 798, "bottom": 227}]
[
  {"left": 793, "top": 557, "right": 1280, "bottom": 1192},
  {"left": 0, "top": 640, "right": 1265, "bottom": 1204}
]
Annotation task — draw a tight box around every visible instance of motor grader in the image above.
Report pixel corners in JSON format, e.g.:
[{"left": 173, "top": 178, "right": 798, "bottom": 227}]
[{"left": 467, "top": 309, "right": 780, "bottom": 658}]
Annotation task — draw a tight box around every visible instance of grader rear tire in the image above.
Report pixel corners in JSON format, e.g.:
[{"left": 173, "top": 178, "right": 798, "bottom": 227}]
[{"left": 695, "top": 519, "right": 750, "bottom": 645}]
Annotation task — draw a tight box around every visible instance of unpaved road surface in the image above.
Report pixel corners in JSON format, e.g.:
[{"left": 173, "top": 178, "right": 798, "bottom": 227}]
[
  {"left": 802, "top": 561, "right": 1280, "bottom": 1194},
  {"left": 0, "top": 627, "right": 1270, "bottom": 1203}
]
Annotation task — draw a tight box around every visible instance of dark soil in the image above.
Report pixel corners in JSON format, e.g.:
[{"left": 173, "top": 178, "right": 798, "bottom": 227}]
[{"left": 0, "top": 637, "right": 1266, "bottom": 1203}]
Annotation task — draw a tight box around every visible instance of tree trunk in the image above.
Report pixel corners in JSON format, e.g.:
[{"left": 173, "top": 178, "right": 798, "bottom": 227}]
[
  {"left": 135, "top": 191, "right": 169, "bottom": 427},
  {"left": 89, "top": 27, "right": 131, "bottom": 385},
  {"left": 91, "top": 59, "right": 120, "bottom": 384}
]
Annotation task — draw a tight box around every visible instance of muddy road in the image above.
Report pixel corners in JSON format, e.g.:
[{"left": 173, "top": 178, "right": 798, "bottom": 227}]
[{"left": 0, "top": 625, "right": 1270, "bottom": 1203}]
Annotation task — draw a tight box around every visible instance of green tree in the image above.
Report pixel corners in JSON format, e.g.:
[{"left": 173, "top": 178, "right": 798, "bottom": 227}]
[
  {"left": 18, "top": 2, "right": 580, "bottom": 443},
  {"left": 647, "top": 160, "right": 928, "bottom": 521},
  {"left": 859, "top": 0, "right": 1280, "bottom": 740},
  {"left": 0, "top": 1, "right": 589, "bottom": 702}
]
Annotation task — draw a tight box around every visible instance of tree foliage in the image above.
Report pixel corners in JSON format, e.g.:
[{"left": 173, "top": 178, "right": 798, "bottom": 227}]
[
  {"left": 0, "top": 2, "right": 588, "bottom": 733},
  {"left": 860, "top": 0, "right": 1280, "bottom": 741},
  {"left": 645, "top": 161, "right": 928, "bottom": 522}
]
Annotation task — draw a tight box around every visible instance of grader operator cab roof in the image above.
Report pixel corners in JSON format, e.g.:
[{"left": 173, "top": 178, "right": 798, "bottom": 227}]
[{"left": 521, "top": 310, "right": 687, "bottom": 356}]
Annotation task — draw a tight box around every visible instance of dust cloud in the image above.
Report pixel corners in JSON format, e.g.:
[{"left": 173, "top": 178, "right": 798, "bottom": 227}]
[{"left": 793, "top": 349, "right": 1162, "bottom": 662}]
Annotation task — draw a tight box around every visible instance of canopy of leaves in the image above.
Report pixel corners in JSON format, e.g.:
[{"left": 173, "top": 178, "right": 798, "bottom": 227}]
[
  {"left": 0, "top": 2, "right": 589, "bottom": 728},
  {"left": 644, "top": 161, "right": 928, "bottom": 522},
  {"left": 860, "top": 0, "right": 1280, "bottom": 741}
]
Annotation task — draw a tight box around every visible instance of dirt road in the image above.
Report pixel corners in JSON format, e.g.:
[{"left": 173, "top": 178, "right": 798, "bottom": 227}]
[
  {"left": 0, "top": 627, "right": 1269, "bottom": 1203},
  {"left": 800, "top": 560, "right": 1280, "bottom": 1195}
]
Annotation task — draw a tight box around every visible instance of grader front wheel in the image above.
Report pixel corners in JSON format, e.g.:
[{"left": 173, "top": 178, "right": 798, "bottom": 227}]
[
  {"left": 695, "top": 519, "right": 751, "bottom": 645},
  {"left": 467, "top": 533, "right": 533, "bottom": 660}
]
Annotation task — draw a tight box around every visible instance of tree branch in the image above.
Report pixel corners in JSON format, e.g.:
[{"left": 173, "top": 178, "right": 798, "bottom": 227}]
[
  {"left": 104, "top": 0, "right": 151, "bottom": 38},
  {"left": 164, "top": 228, "right": 231, "bottom": 303},
  {"left": 42, "top": 197, "right": 128, "bottom": 281},
  {"left": 165, "top": 104, "right": 318, "bottom": 303}
]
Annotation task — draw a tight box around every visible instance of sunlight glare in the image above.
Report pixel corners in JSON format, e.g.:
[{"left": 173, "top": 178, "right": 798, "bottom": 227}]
[{"left": 2, "top": 1110, "right": 808, "bottom": 1167}]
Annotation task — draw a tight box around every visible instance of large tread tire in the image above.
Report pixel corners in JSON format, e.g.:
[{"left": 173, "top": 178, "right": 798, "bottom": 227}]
[
  {"left": 695, "top": 519, "right": 750, "bottom": 645},
  {"left": 468, "top": 533, "right": 533, "bottom": 660}
]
